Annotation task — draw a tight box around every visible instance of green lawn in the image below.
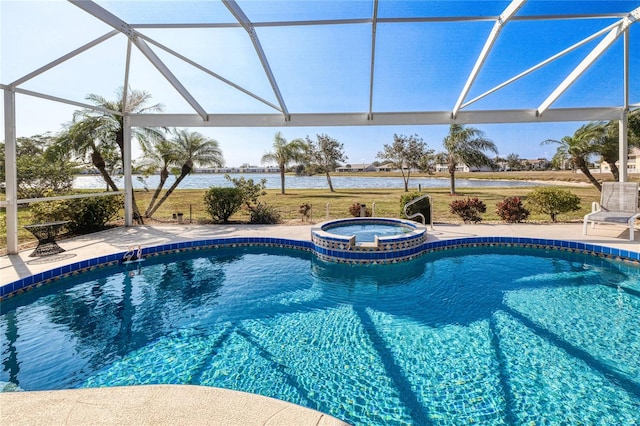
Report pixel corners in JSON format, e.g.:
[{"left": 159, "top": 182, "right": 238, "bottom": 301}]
[
  {"left": 4, "top": 170, "right": 638, "bottom": 251},
  {"left": 1, "top": 177, "right": 607, "bottom": 251}
]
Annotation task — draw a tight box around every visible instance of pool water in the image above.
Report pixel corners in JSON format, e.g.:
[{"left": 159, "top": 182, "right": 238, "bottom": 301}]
[
  {"left": 2, "top": 246, "right": 640, "bottom": 425},
  {"left": 324, "top": 223, "right": 411, "bottom": 242}
]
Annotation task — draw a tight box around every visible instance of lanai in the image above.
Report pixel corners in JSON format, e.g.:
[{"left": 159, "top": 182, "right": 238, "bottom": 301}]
[{"left": 2, "top": 0, "right": 639, "bottom": 254}]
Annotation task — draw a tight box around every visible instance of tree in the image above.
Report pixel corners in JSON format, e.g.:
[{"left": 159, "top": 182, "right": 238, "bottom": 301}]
[
  {"left": 542, "top": 122, "right": 602, "bottom": 191},
  {"left": 14, "top": 134, "right": 79, "bottom": 198},
  {"left": 59, "top": 116, "right": 120, "bottom": 191},
  {"left": 61, "top": 87, "right": 165, "bottom": 223},
  {"left": 147, "top": 129, "right": 224, "bottom": 217},
  {"left": 591, "top": 115, "right": 640, "bottom": 181},
  {"left": 441, "top": 124, "right": 498, "bottom": 195},
  {"left": 376, "top": 133, "right": 434, "bottom": 192},
  {"left": 506, "top": 153, "right": 522, "bottom": 171},
  {"left": 138, "top": 137, "right": 177, "bottom": 216},
  {"left": 260, "top": 132, "right": 305, "bottom": 194},
  {"left": 304, "top": 134, "right": 347, "bottom": 192}
]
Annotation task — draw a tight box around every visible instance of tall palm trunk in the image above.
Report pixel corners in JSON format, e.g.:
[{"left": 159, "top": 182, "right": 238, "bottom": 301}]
[
  {"left": 601, "top": 154, "right": 620, "bottom": 181},
  {"left": 575, "top": 157, "right": 602, "bottom": 192},
  {"left": 448, "top": 163, "right": 457, "bottom": 195},
  {"left": 609, "top": 163, "right": 620, "bottom": 182},
  {"left": 145, "top": 167, "right": 169, "bottom": 216},
  {"left": 92, "top": 151, "right": 119, "bottom": 191},
  {"left": 279, "top": 165, "right": 286, "bottom": 194},
  {"left": 147, "top": 162, "right": 192, "bottom": 217}
]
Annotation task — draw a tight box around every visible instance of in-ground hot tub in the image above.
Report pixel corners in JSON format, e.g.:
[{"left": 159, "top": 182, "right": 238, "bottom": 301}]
[{"left": 311, "top": 217, "right": 427, "bottom": 264}]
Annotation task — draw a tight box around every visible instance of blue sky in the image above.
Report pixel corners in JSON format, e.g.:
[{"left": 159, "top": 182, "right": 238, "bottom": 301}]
[{"left": 2, "top": 0, "right": 639, "bottom": 167}]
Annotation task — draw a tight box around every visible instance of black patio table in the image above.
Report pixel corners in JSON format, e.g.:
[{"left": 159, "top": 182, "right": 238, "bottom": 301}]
[{"left": 23, "top": 220, "right": 70, "bottom": 257}]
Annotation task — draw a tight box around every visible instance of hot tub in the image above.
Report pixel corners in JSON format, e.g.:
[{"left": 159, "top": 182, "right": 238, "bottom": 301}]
[{"left": 311, "top": 217, "right": 427, "bottom": 264}]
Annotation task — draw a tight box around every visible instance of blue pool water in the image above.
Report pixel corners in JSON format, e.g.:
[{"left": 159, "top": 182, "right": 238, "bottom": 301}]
[
  {"left": 1, "top": 246, "right": 640, "bottom": 425},
  {"left": 324, "top": 223, "right": 411, "bottom": 242}
]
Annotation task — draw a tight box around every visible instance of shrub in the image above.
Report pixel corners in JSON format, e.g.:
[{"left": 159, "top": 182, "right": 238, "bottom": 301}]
[
  {"left": 400, "top": 192, "right": 431, "bottom": 224},
  {"left": 67, "top": 195, "right": 123, "bottom": 233},
  {"left": 496, "top": 196, "right": 530, "bottom": 223},
  {"left": 30, "top": 196, "right": 67, "bottom": 224},
  {"left": 30, "top": 194, "right": 123, "bottom": 234},
  {"left": 348, "top": 202, "right": 372, "bottom": 217},
  {"left": 249, "top": 202, "right": 282, "bottom": 224},
  {"left": 224, "top": 174, "right": 266, "bottom": 208},
  {"left": 204, "top": 187, "right": 244, "bottom": 223},
  {"left": 449, "top": 197, "right": 486, "bottom": 223},
  {"left": 526, "top": 187, "right": 580, "bottom": 222}
]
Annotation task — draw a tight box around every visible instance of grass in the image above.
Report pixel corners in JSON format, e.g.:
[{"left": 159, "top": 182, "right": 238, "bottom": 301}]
[{"left": 2, "top": 170, "right": 635, "bottom": 251}]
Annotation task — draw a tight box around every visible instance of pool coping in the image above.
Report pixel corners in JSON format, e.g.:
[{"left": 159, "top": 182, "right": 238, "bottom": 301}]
[{"left": 2, "top": 234, "right": 639, "bottom": 301}]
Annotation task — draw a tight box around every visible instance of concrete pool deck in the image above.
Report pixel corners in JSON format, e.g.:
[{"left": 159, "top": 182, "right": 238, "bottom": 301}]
[{"left": 1, "top": 221, "right": 638, "bottom": 425}]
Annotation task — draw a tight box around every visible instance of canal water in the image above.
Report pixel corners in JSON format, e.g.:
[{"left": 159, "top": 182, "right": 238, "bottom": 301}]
[{"left": 74, "top": 173, "right": 542, "bottom": 191}]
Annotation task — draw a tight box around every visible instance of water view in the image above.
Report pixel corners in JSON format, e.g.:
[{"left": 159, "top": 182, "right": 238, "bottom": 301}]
[{"left": 74, "top": 174, "right": 542, "bottom": 191}]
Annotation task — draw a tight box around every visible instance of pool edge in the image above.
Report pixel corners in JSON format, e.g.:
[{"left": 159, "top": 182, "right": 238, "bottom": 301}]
[{"left": 2, "top": 236, "right": 639, "bottom": 301}]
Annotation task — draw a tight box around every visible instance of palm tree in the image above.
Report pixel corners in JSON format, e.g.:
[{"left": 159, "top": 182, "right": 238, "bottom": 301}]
[
  {"left": 542, "top": 122, "right": 602, "bottom": 191},
  {"left": 592, "top": 118, "right": 640, "bottom": 182},
  {"left": 59, "top": 116, "right": 119, "bottom": 191},
  {"left": 146, "top": 129, "right": 224, "bottom": 217},
  {"left": 442, "top": 124, "right": 498, "bottom": 195},
  {"left": 64, "top": 88, "right": 165, "bottom": 223},
  {"left": 506, "top": 153, "right": 522, "bottom": 171},
  {"left": 138, "top": 137, "right": 178, "bottom": 217},
  {"left": 260, "top": 132, "right": 305, "bottom": 194}
]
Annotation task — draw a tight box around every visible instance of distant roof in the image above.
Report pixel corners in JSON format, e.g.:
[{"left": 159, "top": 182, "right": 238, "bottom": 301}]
[{"left": 2, "top": 0, "right": 639, "bottom": 128}]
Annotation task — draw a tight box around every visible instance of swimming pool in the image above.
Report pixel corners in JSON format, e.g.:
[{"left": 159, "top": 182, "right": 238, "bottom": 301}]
[{"left": 1, "top": 244, "right": 639, "bottom": 425}]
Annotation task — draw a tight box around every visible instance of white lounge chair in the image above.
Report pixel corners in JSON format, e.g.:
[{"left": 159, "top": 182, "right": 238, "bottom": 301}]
[{"left": 583, "top": 182, "right": 639, "bottom": 241}]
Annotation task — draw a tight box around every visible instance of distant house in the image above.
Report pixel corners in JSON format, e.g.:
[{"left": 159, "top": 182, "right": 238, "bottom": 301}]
[
  {"left": 434, "top": 162, "right": 492, "bottom": 173},
  {"left": 599, "top": 147, "right": 640, "bottom": 174},
  {"left": 523, "top": 158, "right": 551, "bottom": 170},
  {"left": 335, "top": 163, "right": 377, "bottom": 172},
  {"left": 194, "top": 166, "right": 279, "bottom": 173},
  {"left": 374, "top": 163, "right": 396, "bottom": 172},
  {"left": 239, "top": 166, "right": 279, "bottom": 173}
]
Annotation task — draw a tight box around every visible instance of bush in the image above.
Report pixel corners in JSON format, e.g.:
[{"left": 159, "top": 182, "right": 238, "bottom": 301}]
[
  {"left": 400, "top": 192, "right": 431, "bottom": 224},
  {"left": 449, "top": 197, "right": 486, "bottom": 223},
  {"left": 67, "top": 195, "right": 123, "bottom": 233},
  {"left": 496, "top": 196, "right": 530, "bottom": 223},
  {"left": 30, "top": 197, "right": 67, "bottom": 224},
  {"left": 348, "top": 202, "right": 372, "bottom": 217},
  {"left": 249, "top": 202, "right": 282, "bottom": 224},
  {"left": 204, "top": 187, "right": 244, "bottom": 223},
  {"left": 526, "top": 187, "right": 580, "bottom": 222},
  {"left": 224, "top": 174, "right": 266, "bottom": 208},
  {"left": 30, "top": 194, "right": 123, "bottom": 234}
]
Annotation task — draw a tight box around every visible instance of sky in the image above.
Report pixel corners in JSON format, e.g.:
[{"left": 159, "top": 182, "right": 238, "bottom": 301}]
[{"left": 1, "top": 0, "right": 639, "bottom": 167}]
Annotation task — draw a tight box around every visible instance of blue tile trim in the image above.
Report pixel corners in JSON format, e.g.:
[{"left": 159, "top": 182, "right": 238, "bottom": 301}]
[{"left": 2, "top": 236, "right": 639, "bottom": 300}]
